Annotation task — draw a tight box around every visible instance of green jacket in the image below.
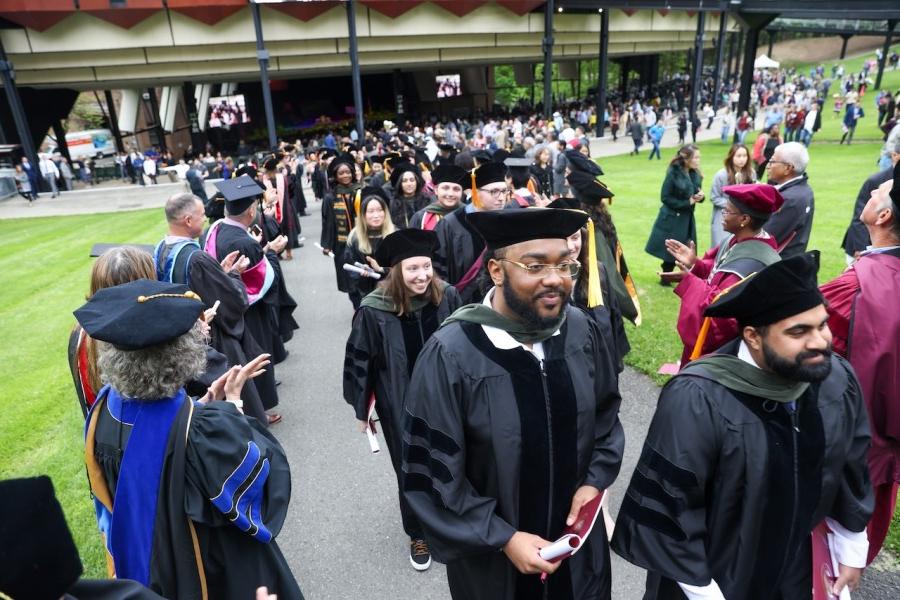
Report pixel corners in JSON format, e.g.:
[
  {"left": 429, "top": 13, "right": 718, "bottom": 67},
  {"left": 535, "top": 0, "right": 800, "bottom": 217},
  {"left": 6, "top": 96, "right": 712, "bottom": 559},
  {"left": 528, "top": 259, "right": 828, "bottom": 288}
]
[{"left": 645, "top": 165, "right": 702, "bottom": 261}]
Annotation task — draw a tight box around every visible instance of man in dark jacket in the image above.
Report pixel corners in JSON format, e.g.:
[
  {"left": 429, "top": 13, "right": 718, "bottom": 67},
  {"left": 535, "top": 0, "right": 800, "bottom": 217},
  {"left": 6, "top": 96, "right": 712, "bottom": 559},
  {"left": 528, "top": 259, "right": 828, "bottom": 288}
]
[{"left": 766, "top": 142, "right": 815, "bottom": 258}]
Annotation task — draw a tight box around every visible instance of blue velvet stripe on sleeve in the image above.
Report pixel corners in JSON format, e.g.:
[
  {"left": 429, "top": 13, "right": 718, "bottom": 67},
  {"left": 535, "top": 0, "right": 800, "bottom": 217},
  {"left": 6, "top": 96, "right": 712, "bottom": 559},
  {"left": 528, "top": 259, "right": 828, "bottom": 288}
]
[{"left": 209, "top": 441, "right": 273, "bottom": 543}]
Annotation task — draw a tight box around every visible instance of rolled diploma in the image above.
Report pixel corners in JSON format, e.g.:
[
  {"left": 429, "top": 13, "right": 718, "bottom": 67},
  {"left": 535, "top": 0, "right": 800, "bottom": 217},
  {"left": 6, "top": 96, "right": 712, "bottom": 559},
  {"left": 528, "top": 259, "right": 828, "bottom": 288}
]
[
  {"left": 538, "top": 535, "right": 579, "bottom": 561},
  {"left": 343, "top": 263, "right": 382, "bottom": 280},
  {"left": 314, "top": 242, "right": 335, "bottom": 258},
  {"left": 366, "top": 425, "right": 380, "bottom": 453}
]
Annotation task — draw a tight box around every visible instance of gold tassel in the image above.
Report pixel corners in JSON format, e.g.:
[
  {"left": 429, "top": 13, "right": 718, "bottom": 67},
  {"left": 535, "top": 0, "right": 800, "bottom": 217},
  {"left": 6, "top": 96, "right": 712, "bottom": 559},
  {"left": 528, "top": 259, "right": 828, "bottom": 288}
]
[
  {"left": 585, "top": 218, "right": 604, "bottom": 307},
  {"left": 470, "top": 170, "right": 481, "bottom": 209},
  {"left": 526, "top": 178, "right": 538, "bottom": 198},
  {"left": 688, "top": 272, "right": 758, "bottom": 361},
  {"left": 354, "top": 189, "right": 362, "bottom": 217}
]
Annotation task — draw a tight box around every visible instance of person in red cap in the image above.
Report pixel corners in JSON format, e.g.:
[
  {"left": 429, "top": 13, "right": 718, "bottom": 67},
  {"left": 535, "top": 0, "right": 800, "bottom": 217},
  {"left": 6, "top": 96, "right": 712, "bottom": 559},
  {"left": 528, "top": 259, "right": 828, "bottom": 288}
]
[{"left": 662, "top": 183, "right": 784, "bottom": 366}]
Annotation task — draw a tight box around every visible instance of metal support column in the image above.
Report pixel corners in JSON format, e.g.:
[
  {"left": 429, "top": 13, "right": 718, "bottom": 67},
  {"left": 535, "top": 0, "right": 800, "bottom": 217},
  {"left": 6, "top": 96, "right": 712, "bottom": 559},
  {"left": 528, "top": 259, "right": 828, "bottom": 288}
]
[
  {"left": 51, "top": 120, "right": 71, "bottom": 163},
  {"left": 595, "top": 8, "right": 609, "bottom": 138},
  {"left": 542, "top": 0, "right": 555, "bottom": 119},
  {"left": 0, "top": 36, "right": 38, "bottom": 170},
  {"left": 711, "top": 8, "right": 728, "bottom": 108},
  {"left": 734, "top": 15, "right": 775, "bottom": 142},
  {"left": 146, "top": 88, "right": 168, "bottom": 152},
  {"left": 346, "top": 0, "right": 365, "bottom": 143},
  {"left": 875, "top": 20, "right": 897, "bottom": 90},
  {"left": 733, "top": 32, "right": 743, "bottom": 81},
  {"left": 250, "top": 0, "right": 278, "bottom": 151},
  {"left": 725, "top": 31, "right": 736, "bottom": 84},
  {"left": 688, "top": 12, "right": 706, "bottom": 124},
  {"left": 839, "top": 34, "right": 852, "bottom": 60},
  {"left": 104, "top": 90, "right": 126, "bottom": 153},
  {"left": 767, "top": 31, "right": 775, "bottom": 57}
]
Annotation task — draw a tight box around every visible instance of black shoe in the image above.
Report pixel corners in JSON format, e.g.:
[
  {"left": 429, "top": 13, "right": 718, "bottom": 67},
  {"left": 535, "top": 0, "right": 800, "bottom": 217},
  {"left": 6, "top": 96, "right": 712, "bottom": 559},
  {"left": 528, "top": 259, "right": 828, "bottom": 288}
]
[{"left": 409, "top": 538, "right": 432, "bottom": 571}]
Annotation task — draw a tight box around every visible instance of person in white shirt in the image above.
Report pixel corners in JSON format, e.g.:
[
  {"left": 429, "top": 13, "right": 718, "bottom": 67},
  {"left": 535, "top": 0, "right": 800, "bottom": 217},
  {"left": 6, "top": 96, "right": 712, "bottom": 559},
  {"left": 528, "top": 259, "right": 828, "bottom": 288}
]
[{"left": 38, "top": 154, "right": 60, "bottom": 198}]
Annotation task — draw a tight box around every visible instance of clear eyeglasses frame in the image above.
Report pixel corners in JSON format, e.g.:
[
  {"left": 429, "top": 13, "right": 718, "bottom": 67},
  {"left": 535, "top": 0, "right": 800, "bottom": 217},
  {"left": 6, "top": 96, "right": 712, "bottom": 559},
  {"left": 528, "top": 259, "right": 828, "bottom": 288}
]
[{"left": 499, "top": 259, "right": 581, "bottom": 278}]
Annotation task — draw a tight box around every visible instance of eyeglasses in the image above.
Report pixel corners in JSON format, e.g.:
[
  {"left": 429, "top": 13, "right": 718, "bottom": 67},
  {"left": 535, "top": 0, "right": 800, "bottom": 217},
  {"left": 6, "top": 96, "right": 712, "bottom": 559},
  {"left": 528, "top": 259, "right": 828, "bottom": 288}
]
[
  {"left": 767, "top": 160, "right": 791, "bottom": 168},
  {"left": 500, "top": 259, "right": 581, "bottom": 278},
  {"left": 480, "top": 187, "right": 511, "bottom": 199},
  {"left": 720, "top": 209, "right": 741, "bottom": 216}
]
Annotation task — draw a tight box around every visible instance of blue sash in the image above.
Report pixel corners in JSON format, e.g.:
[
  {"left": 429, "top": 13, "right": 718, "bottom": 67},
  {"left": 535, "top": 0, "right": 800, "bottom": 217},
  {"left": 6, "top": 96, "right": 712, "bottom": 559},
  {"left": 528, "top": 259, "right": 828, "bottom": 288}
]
[
  {"left": 153, "top": 239, "right": 201, "bottom": 285},
  {"left": 104, "top": 386, "right": 186, "bottom": 584}
]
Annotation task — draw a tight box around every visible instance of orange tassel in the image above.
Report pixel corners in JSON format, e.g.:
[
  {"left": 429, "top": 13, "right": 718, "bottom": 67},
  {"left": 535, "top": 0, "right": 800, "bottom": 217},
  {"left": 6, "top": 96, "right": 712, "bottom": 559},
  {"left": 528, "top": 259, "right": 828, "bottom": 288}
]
[
  {"left": 470, "top": 170, "right": 481, "bottom": 209},
  {"left": 354, "top": 189, "right": 362, "bottom": 217},
  {"left": 688, "top": 271, "right": 759, "bottom": 361}
]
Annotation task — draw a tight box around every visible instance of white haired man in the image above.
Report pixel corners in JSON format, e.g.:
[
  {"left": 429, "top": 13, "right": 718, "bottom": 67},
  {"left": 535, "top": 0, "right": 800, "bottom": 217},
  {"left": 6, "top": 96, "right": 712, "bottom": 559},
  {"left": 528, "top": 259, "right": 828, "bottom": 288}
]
[{"left": 766, "top": 141, "right": 815, "bottom": 258}]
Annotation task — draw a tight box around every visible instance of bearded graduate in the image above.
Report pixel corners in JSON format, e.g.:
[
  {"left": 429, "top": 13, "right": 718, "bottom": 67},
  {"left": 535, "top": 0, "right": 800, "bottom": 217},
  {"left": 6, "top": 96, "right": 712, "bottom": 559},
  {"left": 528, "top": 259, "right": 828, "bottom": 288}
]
[
  {"left": 343, "top": 228, "right": 461, "bottom": 571},
  {"left": 402, "top": 208, "right": 624, "bottom": 600},
  {"left": 409, "top": 164, "right": 468, "bottom": 231},
  {"left": 612, "top": 252, "right": 874, "bottom": 600},
  {"left": 433, "top": 161, "right": 509, "bottom": 303},
  {"left": 662, "top": 183, "right": 783, "bottom": 366},
  {"left": 75, "top": 279, "right": 303, "bottom": 600}
]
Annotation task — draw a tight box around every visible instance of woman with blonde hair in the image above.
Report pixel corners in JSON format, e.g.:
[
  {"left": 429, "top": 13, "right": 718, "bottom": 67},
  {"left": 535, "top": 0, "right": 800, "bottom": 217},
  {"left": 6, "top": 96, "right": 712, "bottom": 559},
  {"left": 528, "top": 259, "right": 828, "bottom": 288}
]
[{"left": 342, "top": 187, "right": 396, "bottom": 309}]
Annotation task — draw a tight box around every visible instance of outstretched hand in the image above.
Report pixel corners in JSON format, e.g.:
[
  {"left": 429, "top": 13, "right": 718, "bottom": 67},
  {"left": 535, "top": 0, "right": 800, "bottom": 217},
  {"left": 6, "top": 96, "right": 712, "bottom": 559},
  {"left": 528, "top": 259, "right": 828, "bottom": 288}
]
[
  {"left": 664, "top": 238, "right": 697, "bottom": 270},
  {"left": 224, "top": 353, "right": 272, "bottom": 401}
]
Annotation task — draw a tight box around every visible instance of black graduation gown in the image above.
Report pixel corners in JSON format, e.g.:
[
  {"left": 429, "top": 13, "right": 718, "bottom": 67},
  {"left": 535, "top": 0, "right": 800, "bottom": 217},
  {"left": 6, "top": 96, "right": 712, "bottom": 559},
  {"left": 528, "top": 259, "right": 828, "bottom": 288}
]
[
  {"left": 401, "top": 307, "right": 625, "bottom": 600},
  {"left": 573, "top": 262, "right": 630, "bottom": 373},
  {"left": 156, "top": 243, "right": 277, "bottom": 422},
  {"left": 267, "top": 174, "right": 300, "bottom": 250},
  {"left": 290, "top": 170, "right": 308, "bottom": 216},
  {"left": 611, "top": 339, "right": 874, "bottom": 600},
  {"left": 433, "top": 206, "right": 486, "bottom": 304},
  {"left": 343, "top": 287, "right": 462, "bottom": 537},
  {"left": 210, "top": 222, "right": 284, "bottom": 398},
  {"left": 340, "top": 234, "right": 384, "bottom": 305},
  {"left": 88, "top": 395, "right": 303, "bottom": 600},
  {"left": 389, "top": 192, "right": 432, "bottom": 229},
  {"left": 321, "top": 186, "right": 358, "bottom": 293}
]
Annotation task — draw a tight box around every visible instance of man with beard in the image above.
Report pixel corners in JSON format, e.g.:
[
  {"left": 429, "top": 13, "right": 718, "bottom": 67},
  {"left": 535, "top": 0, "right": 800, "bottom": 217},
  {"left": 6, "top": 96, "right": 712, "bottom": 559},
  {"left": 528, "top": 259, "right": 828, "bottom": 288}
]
[
  {"left": 402, "top": 208, "right": 625, "bottom": 600},
  {"left": 433, "top": 161, "right": 510, "bottom": 303},
  {"left": 612, "top": 252, "right": 873, "bottom": 600},
  {"left": 821, "top": 164, "right": 900, "bottom": 564}
]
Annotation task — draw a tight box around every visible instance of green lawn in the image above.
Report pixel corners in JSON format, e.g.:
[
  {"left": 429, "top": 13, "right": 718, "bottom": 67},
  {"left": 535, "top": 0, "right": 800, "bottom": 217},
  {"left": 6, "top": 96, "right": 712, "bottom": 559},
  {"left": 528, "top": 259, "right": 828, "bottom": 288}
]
[
  {"left": 0, "top": 209, "right": 166, "bottom": 577},
  {"left": 1, "top": 46, "right": 898, "bottom": 579}
]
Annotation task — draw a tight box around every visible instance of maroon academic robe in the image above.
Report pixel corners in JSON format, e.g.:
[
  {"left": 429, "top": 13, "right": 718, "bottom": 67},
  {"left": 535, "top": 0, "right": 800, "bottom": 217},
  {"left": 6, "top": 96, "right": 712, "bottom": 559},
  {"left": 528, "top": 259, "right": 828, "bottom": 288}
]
[
  {"left": 674, "top": 235, "right": 779, "bottom": 366},
  {"left": 821, "top": 249, "right": 900, "bottom": 563}
]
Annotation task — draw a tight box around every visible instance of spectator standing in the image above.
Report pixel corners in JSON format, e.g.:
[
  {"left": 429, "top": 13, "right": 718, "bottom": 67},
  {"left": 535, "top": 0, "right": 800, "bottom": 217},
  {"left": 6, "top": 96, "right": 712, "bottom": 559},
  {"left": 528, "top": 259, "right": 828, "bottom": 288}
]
[
  {"left": 58, "top": 157, "right": 75, "bottom": 191},
  {"left": 143, "top": 154, "right": 158, "bottom": 184},
  {"left": 628, "top": 115, "right": 644, "bottom": 155},
  {"left": 840, "top": 101, "right": 865, "bottom": 145},
  {"left": 736, "top": 110, "right": 753, "bottom": 144},
  {"left": 799, "top": 101, "right": 822, "bottom": 146},
  {"left": 709, "top": 144, "right": 756, "bottom": 248},
  {"left": 765, "top": 142, "right": 815, "bottom": 258},
  {"left": 14, "top": 164, "right": 33, "bottom": 203},
  {"left": 39, "top": 153, "right": 60, "bottom": 198},
  {"left": 648, "top": 121, "right": 665, "bottom": 160}
]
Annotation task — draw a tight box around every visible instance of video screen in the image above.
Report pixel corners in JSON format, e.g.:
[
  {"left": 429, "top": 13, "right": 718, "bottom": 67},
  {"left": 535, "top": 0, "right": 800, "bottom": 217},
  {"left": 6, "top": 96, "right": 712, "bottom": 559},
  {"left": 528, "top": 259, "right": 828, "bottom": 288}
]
[
  {"left": 436, "top": 74, "right": 461, "bottom": 99},
  {"left": 208, "top": 94, "right": 250, "bottom": 128}
]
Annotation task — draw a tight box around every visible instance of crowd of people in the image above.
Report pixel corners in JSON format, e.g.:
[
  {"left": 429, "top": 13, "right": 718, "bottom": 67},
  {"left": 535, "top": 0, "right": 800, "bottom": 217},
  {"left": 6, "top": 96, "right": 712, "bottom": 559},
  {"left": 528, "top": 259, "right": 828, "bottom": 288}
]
[{"left": 7, "top": 46, "right": 900, "bottom": 600}]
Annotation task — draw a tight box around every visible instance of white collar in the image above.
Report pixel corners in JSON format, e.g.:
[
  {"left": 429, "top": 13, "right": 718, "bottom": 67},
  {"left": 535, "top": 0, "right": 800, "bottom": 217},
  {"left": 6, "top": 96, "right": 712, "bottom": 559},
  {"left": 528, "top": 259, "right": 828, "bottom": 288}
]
[
  {"left": 737, "top": 340, "right": 763, "bottom": 369},
  {"left": 775, "top": 175, "right": 805, "bottom": 190},
  {"left": 479, "top": 288, "right": 561, "bottom": 356}
]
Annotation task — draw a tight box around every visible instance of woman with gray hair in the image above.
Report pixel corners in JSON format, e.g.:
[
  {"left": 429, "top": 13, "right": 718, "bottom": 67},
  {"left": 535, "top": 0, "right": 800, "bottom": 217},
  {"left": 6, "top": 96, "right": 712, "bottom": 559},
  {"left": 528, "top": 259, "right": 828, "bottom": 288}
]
[{"left": 76, "top": 278, "right": 303, "bottom": 600}]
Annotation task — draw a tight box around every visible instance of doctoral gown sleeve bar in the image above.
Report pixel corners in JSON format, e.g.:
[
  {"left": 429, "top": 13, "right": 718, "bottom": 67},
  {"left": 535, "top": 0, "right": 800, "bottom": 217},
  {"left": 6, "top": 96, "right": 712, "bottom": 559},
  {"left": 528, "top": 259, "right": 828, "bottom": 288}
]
[
  {"left": 611, "top": 375, "right": 719, "bottom": 586},
  {"left": 342, "top": 308, "right": 380, "bottom": 421},
  {"left": 184, "top": 402, "right": 291, "bottom": 540},
  {"left": 401, "top": 338, "right": 517, "bottom": 561}
]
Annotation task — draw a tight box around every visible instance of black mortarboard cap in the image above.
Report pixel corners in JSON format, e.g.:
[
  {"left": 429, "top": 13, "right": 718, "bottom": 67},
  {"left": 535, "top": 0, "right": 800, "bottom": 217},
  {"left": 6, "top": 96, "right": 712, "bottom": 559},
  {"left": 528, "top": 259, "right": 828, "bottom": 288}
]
[
  {"left": 472, "top": 161, "right": 508, "bottom": 188},
  {"left": 492, "top": 149, "right": 510, "bottom": 165},
  {"left": 383, "top": 153, "right": 407, "bottom": 171},
  {"left": 431, "top": 164, "right": 468, "bottom": 187},
  {"left": 215, "top": 174, "right": 264, "bottom": 213},
  {"left": 704, "top": 251, "right": 823, "bottom": 326},
  {"left": 0, "top": 476, "right": 83, "bottom": 600},
  {"left": 374, "top": 228, "right": 439, "bottom": 267},
  {"left": 74, "top": 279, "right": 204, "bottom": 350},
  {"left": 327, "top": 153, "right": 357, "bottom": 181},
  {"left": 567, "top": 170, "right": 614, "bottom": 205},
  {"left": 359, "top": 185, "right": 391, "bottom": 209},
  {"left": 504, "top": 157, "right": 533, "bottom": 168},
  {"left": 320, "top": 148, "right": 338, "bottom": 160},
  {"left": 565, "top": 149, "right": 604, "bottom": 176},
  {"left": 390, "top": 162, "right": 420, "bottom": 189},
  {"left": 547, "top": 197, "right": 581, "bottom": 210},
  {"left": 468, "top": 207, "right": 588, "bottom": 250},
  {"left": 472, "top": 149, "right": 492, "bottom": 166},
  {"left": 438, "top": 143, "right": 455, "bottom": 152},
  {"left": 262, "top": 153, "right": 282, "bottom": 172},
  {"left": 233, "top": 164, "right": 258, "bottom": 180}
]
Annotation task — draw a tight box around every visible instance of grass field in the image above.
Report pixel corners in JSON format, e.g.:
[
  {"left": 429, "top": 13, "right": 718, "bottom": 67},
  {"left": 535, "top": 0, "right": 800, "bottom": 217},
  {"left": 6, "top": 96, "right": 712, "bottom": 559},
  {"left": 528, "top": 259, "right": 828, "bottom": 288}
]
[{"left": 1, "top": 47, "right": 897, "bottom": 577}]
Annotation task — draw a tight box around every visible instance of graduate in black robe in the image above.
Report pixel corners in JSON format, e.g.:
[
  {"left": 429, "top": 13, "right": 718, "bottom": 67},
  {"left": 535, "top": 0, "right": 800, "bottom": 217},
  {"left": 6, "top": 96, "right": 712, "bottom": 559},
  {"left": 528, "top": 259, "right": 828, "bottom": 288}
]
[
  {"left": 204, "top": 176, "right": 292, "bottom": 423},
  {"left": 321, "top": 153, "right": 362, "bottom": 296},
  {"left": 433, "top": 162, "right": 509, "bottom": 304},
  {"left": 75, "top": 279, "right": 302, "bottom": 600},
  {"left": 343, "top": 229, "right": 462, "bottom": 569},
  {"left": 154, "top": 192, "right": 277, "bottom": 424},
  {"left": 612, "top": 253, "right": 874, "bottom": 600},
  {"left": 402, "top": 209, "right": 624, "bottom": 600}
]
